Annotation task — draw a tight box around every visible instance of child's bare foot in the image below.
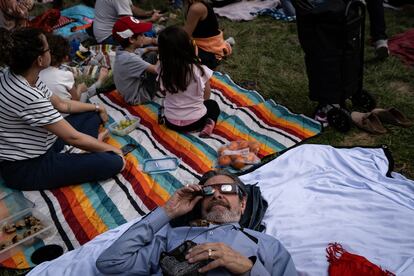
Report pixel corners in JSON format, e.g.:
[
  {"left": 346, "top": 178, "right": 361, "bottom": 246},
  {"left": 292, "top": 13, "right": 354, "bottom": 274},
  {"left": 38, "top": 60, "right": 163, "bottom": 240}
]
[{"left": 98, "top": 128, "right": 110, "bottom": 142}]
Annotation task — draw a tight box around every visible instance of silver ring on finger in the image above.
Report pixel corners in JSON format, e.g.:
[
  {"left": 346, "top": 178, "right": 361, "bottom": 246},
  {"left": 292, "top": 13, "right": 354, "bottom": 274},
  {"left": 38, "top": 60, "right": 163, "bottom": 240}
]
[{"left": 208, "top": 248, "right": 212, "bottom": 259}]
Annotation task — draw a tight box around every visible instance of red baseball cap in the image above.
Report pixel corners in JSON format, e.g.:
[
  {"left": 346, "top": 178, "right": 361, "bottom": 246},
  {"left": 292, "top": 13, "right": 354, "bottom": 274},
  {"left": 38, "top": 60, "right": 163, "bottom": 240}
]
[{"left": 112, "top": 16, "right": 152, "bottom": 43}]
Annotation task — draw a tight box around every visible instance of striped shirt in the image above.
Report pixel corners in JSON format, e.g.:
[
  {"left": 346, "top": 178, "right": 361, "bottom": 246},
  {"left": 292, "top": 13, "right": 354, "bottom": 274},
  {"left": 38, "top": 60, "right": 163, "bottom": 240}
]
[{"left": 0, "top": 69, "right": 63, "bottom": 161}]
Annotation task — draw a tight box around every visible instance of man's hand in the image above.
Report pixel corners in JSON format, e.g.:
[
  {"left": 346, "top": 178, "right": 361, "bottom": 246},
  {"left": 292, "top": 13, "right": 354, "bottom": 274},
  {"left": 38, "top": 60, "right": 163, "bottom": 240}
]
[
  {"left": 163, "top": 185, "right": 203, "bottom": 219},
  {"left": 186, "top": 242, "right": 253, "bottom": 274}
]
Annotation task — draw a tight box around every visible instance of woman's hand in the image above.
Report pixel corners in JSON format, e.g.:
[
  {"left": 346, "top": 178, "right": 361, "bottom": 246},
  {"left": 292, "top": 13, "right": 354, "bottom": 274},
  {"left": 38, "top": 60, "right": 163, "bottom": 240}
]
[{"left": 96, "top": 104, "right": 109, "bottom": 123}]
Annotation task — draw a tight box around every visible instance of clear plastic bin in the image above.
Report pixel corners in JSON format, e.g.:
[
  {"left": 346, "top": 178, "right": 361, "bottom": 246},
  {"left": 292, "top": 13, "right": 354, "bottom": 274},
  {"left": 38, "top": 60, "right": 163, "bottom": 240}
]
[
  {"left": 0, "top": 192, "right": 34, "bottom": 222},
  {"left": 0, "top": 208, "right": 55, "bottom": 263},
  {"left": 108, "top": 116, "right": 140, "bottom": 136},
  {"left": 143, "top": 157, "right": 180, "bottom": 174}
]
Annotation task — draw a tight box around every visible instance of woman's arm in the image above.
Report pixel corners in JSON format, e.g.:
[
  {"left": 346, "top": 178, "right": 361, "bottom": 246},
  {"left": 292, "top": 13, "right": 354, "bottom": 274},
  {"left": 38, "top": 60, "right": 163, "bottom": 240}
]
[
  {"left": 68, "top": 83, "right": 87, "bottom": 101},
  {"left": 183, "top": 2, "right": 208, "bottom": 37},
  {"left": 50, "top": 94, "right": 109, "bottom": 123},
  {"left": 131, "top": 5, "right": 161, "bottom": 22},
  {"left": 43, "top": 119, "right": 122, "bottom": 156}
]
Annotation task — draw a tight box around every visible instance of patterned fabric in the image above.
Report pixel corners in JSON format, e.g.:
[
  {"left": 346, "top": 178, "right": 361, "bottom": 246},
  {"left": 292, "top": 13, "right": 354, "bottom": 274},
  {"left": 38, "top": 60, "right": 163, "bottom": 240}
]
[
  {"left": 0, "top": 72, "right": 321, "bottom": 269},
  {"left": 52, "top": 15, "right": 75, "bottom": 30},
  {"left": 251, "top": 7, "right": 296, "bottom": 22}
]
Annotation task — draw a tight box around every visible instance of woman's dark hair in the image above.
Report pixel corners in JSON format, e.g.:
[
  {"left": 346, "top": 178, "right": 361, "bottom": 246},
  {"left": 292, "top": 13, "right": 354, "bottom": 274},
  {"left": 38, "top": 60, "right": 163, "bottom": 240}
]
[
  {"left": 158, "top": 25, "right": 204, "bottom": 94},
  {"left": 46, "top": 34, "right": 70, "bottom": 66},
  {"left": 0, "top": 28, "right": 45, "bottom": 75}
]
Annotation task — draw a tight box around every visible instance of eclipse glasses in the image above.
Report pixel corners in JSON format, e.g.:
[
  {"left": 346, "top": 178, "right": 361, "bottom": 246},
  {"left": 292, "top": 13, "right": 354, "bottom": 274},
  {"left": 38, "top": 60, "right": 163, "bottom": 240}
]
[{"left": 200, "top": 183, "right": 242, "bottom": 197}]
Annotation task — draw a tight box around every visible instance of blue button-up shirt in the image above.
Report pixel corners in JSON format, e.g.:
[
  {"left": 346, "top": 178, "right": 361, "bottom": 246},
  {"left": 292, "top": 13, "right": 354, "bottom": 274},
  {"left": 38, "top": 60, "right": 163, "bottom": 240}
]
[{"left": 96, "top": 208, "right": 298, "bottom": 275}]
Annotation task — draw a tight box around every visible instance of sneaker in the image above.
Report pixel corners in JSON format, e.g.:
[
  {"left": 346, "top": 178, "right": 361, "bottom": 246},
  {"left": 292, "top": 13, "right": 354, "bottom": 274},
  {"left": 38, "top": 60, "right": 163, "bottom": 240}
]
[
  {"left": 199, "top": 118, "right": 215, "bottom": 138},
  {"left": 225, "top": 37, "right": 236, "bottom": 46},
  {"left": 314, "top": 106, "right": 329, "bottom": 128},
  {"left": 374, "top": 39, "right": 389, "bottom": 60}
]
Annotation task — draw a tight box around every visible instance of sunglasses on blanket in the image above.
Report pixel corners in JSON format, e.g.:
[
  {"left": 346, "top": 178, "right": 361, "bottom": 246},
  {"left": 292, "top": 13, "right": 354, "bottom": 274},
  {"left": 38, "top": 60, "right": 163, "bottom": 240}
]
[{"left": 201, "top": 184, "right": 241, "bottom": 196}]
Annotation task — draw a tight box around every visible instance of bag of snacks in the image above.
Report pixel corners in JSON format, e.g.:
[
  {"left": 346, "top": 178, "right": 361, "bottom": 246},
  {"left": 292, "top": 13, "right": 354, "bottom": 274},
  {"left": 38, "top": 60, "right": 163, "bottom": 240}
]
[{"left": 217, "top": 140, "right": 261, "bottom": 170}]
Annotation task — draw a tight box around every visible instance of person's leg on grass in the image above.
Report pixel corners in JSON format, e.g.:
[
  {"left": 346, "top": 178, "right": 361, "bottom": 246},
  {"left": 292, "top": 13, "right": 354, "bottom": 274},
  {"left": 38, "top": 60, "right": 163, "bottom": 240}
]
[{"left": 366, "top": 0, "right": 389, "bottom": 59}]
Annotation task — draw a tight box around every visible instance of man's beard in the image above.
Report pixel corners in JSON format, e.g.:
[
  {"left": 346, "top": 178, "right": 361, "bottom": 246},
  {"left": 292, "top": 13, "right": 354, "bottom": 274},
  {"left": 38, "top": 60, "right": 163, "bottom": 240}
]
[{"left": 202, "top": 201, "right": 241, "bottom": 223}]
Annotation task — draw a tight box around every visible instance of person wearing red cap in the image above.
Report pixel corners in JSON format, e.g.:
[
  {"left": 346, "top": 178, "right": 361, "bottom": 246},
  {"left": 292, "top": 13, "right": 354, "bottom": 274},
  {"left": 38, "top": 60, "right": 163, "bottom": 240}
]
[
  {"left": 93, "top": 0, "right": 160, "bottom": 45},
  {"left": 112, "top": 16, "right": 158, "bottom": 105}
]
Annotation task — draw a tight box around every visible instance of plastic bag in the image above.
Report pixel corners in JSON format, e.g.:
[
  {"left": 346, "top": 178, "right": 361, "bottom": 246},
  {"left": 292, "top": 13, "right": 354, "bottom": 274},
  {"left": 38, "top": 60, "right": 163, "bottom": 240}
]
[{"left": 217, "top": 140, "right": 261, "bottom": 170}]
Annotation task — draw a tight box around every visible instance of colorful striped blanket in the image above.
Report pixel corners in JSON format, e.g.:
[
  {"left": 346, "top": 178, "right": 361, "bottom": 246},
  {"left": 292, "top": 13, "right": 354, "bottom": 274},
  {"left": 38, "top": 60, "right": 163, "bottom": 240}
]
[{"left": 0, "top": 72, "right": 321, "bottom": 269}]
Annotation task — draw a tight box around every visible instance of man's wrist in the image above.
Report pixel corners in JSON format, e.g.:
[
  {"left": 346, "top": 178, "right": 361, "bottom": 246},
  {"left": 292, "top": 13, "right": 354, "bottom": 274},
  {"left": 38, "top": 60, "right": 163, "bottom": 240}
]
[
  {"left": 162, "top": 204, "right": 177, "bottom": 219},
  {"left": 95, "top": 104, "right": 100, "bottom": 112}
]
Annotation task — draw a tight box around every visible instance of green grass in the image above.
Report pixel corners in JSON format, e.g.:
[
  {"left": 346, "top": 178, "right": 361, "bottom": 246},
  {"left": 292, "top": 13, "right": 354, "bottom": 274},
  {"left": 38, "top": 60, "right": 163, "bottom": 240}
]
[
  {"left": 217, "top": 8, "right": 414, "bottom": 178},
  {"left": 1, "top": 4, "right": 413, "bottom": 275}
]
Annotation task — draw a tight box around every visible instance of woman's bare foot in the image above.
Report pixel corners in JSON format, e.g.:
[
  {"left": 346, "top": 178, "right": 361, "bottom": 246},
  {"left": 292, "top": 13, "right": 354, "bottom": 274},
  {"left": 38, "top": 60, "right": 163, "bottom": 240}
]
[{"left": 98, "top": 128, "right": 110, "bottom": 142}]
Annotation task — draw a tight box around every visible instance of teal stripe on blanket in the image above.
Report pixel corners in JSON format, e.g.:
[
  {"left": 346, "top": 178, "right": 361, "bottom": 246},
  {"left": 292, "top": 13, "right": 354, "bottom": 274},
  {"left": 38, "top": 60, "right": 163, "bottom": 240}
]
[
  {"left": 82, "top": 184, "right": 126, "bottom": 229},
  {"left": 213, "top": 72, "right": 265, "bottom": 105},
  {"left": 264, "top": 101, "right": 322, "bottom": 132},
  {"left": 218, "top": 111, "right": 287, "bottom": 151}
]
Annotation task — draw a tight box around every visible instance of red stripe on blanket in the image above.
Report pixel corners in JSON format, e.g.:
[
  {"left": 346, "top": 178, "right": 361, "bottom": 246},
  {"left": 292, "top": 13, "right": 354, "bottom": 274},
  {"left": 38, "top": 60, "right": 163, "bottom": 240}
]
[
  {"left": 51, "top": 188, "right": 95, "bottom": 245},
  {"left": 105, "top": 92, "right": 213, "bottom": 174},
  {"left": 121, "top": 161, "right": 165, "bottom": 210},
  {"left": 214, "top": 121, "right": 274, "bottom": 158},
  {"left": 248, "top": 104, "right": 314, "bottom": 140},
  {"left": 210, "top": 77, "right": 254, "bottom": 107}
]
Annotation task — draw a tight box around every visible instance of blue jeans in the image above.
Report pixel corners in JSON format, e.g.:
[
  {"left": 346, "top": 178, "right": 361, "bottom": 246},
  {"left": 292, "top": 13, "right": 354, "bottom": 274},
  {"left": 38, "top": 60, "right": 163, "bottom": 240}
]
[{"left": 0, "top": 112, "right": 123, "bottom": 191}]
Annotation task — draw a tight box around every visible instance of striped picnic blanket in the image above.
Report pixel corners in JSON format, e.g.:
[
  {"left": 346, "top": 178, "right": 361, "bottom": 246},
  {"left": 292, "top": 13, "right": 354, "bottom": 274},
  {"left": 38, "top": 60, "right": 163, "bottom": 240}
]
[{"left": 0, "top": 72, "right": 321, "bottom": 269}]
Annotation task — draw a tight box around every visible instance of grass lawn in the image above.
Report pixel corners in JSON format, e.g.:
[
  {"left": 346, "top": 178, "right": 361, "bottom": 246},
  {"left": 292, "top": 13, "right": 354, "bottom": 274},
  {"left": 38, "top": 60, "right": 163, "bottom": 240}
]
[
  {"left": 31, "top": 0, "right": 414, "bottom": 178},
  {"left": 141, "top": 0, "right": 414, "bottom": 177},
  {"left": 0, "top": 2, "right": 413, "bottom": 275}
]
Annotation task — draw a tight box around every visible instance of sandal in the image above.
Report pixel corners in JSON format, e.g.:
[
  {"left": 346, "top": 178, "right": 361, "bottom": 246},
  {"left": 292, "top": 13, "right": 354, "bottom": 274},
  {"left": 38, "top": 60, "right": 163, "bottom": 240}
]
[
  {"left": 351, "top": 111, "right": 387, "bottom": 134},
  {"left": 371, "top": 108, "right": 413, "bottom": 128}
]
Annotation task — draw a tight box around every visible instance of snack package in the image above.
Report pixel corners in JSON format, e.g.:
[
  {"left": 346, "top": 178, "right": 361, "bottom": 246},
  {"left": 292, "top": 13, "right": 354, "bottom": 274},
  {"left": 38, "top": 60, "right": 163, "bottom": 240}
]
[{"left": 217, "top": 140, "right": 261, "bottom": 170}]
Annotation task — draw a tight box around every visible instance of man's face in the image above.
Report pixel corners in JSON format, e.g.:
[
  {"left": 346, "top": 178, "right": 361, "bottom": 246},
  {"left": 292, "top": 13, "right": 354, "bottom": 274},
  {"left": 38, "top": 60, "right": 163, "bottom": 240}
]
[{"left": 200, "top": 175, "right": 246, "bottom": 224}]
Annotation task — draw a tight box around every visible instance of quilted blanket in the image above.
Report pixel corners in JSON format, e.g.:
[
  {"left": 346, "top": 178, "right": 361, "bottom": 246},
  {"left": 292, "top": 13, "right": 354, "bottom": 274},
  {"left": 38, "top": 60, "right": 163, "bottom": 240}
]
[{"left": 0, "top": 72, "right": 321, "bottom": 269}]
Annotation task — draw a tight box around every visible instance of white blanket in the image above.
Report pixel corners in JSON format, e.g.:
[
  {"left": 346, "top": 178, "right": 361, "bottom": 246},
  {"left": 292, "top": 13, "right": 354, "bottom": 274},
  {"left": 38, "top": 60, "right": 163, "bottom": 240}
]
[
  {"left": 28, "top": 144, "right": 414, "bottom": 275},
  {"left": 214, "top": 0, "right": 280, "bottom": 21}
]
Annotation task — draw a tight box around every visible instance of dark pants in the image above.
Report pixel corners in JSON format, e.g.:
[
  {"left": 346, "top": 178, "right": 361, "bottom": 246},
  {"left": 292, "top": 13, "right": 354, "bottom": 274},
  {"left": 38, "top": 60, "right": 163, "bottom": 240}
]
[
  {"left": 0, "top": 112, "right": 123, "bottom": 191},
  {"left": 366, "top": 0, "right": 387, "bottom": 41},
  {"left": 166, "top": 100, "right": 220, "bottom": 132}
]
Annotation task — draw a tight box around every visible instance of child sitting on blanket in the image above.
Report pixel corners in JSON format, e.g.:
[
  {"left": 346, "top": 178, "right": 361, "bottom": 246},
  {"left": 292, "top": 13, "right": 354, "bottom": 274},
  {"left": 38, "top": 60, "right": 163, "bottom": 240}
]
[
  {"left": 158, "top": 26, "right": 220, "bottom": 137},
  {"left": 183, "top": 0, "right": 232, "bottom": 69},
  {"left": 39, "top": 34, "right": 108, "bottom": 113},
  {"left": 111, "top": 16, "right": 158, "bottom": 105}
]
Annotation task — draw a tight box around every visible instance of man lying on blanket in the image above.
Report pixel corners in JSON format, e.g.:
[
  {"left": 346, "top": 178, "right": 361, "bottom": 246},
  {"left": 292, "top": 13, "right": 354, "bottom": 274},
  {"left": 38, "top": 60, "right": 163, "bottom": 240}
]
[{"left": 96, "top": 170, "right": 297, "bottom": 275}]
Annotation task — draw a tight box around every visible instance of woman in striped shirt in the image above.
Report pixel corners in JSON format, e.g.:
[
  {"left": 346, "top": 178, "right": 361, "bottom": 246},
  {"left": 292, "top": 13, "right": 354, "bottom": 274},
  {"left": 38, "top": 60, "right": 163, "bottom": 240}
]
[{"left": 0, "top": 28, "right": 125, "bottom": 190}]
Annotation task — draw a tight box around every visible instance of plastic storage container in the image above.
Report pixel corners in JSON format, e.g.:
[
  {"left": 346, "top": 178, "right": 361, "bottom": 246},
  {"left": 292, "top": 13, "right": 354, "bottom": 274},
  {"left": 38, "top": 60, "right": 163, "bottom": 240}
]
[
  {"left": 143, "top": 157, "right": 180, "bottom": 174},
  {"left": 0, "top": 192, "right": 34, "bottom": 222},
  {"left": 108, "top": 116, "right": 140, "bottom": 136},
  {"left": 0, "top": 208, "right": 55, "bottom": 263}
]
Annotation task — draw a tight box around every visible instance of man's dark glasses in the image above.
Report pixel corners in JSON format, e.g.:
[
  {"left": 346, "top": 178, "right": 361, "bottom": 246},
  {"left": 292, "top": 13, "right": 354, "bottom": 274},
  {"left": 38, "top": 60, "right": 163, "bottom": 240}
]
[{"left": 201, "top": 184, "right": 240, "bottom": 196}]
